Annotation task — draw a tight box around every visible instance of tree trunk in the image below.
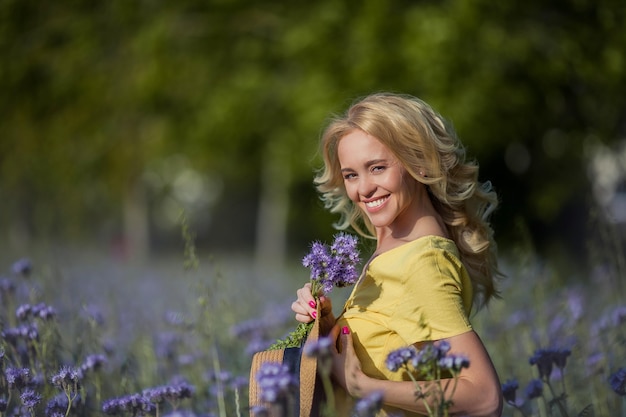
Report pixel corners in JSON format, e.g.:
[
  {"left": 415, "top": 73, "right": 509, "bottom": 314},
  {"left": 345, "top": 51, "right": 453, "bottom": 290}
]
[
  {"left": 254, "top": 141, "right": 291, "bottom": 278},
  {"left": 122, "top": 178, "right": 150, "bottom": 263}
]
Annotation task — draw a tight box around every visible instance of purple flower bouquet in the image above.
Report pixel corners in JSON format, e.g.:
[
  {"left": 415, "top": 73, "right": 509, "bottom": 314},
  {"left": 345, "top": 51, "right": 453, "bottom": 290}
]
[{"left": 269, "top": 232, "right": 361, "bottom": 349}]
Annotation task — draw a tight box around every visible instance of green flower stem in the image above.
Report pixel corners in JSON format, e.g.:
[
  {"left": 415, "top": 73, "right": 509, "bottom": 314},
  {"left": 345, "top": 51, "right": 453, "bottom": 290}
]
[
  {"left": 544, "top": 379, "right": 569, "bottom": 417},
  {"left": 234, "top": 386, "right": 242, "bottom": 417},
  {"left": 317, "top": 358, "right": 336, "bottom": 417},
  {"left": 404, "top": 365, "right": 434, "bottom": 417}
]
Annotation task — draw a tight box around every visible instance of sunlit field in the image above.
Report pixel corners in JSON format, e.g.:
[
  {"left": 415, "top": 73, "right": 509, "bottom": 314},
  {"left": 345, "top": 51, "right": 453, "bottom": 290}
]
[{"left": 1, "top": 227, "right": 624, "bottom": 417}]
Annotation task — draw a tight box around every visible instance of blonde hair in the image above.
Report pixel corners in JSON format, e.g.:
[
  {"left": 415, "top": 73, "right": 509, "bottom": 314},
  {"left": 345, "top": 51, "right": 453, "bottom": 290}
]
[{"left": 315, "top": 92, "right": 501, "bottom": 308}]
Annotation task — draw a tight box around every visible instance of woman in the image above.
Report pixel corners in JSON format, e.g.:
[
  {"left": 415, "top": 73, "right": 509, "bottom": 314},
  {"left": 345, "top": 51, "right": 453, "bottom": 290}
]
[{"left": 292, "top": 93, "right": 503, "bottom": 416}]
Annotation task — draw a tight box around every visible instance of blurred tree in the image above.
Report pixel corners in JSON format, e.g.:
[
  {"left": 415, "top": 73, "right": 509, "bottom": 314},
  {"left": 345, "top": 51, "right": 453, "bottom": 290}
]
[{"left": 0, "top": 0, "right": 624, "bottom": 273}]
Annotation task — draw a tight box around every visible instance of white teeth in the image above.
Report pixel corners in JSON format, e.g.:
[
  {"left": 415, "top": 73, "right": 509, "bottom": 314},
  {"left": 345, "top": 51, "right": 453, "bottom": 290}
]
[{"left": 365, "top": 197, "right": 387, "bottom": 208}]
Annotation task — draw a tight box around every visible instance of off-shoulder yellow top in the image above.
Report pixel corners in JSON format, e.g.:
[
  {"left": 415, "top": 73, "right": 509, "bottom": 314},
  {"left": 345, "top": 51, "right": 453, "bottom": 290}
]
[{"left": 334, "top": 235, "right": 474, "bottom": 416}]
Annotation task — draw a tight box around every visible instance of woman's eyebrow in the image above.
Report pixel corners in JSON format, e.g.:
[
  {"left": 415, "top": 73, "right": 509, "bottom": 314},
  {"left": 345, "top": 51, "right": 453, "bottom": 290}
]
[
  {"left": 340, "top": 159, "right": 389, "bottom": 173},
  {"left": 365, "top": 158, "right": 387, "bottom": 166}
]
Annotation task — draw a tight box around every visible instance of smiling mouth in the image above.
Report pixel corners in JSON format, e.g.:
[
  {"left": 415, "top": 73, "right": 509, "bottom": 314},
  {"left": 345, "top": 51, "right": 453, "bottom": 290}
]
[{"left": 364, "top": 196, "right": 389, "bottom": 208}]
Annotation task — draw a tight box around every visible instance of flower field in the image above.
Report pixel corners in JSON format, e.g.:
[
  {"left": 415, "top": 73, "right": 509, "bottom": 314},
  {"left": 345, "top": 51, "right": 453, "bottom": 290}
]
[{"left": 0, "top": 233, "right": 625, "bottom": 416}]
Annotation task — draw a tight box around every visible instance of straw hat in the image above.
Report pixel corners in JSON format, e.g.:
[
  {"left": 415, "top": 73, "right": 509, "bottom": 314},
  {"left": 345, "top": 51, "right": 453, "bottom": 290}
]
[{"left": 249, "top": 307, "right": 322, "bottom": 417}]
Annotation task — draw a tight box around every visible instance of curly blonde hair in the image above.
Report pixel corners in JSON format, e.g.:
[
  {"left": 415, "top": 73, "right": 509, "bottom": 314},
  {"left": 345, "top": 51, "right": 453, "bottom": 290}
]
[{"left": 315, "top": 93, "right": 501, "bottom": 308}]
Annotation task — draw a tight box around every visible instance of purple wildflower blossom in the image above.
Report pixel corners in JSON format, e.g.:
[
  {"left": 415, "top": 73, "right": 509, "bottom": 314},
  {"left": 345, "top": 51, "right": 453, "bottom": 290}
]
[
  {"left": 45, "top": 394, "right": 69, "bottom": 417},
  {"left": 0, "top": 398, "right": 7, "bottom": 412},
  {"left": 51, "top": 365, "right": 82, "bottom": 392},
  {"left": 413, "top": 343, "right": 444, "bottom": 366},
  {"left": 230, "top": 376, "right": 249, "bottom": 390},
  {"left": 529, "top": 347, "right": 572, "bottom": 379},
  {"left": 501, "top": 379, "right": 519, "bottom": 404},
  {"left": 552, "top": 348, "right": 571, "bottom": 369},
  {"left": 386, "top": 346, "right": 418, "bottom": 372},
  {"left": 525, "top": 379, "right": 543, "bottom": 400},
  {"left": 302, "top": 233, "right": 360, "bottom": 296},
  {"left": 12, "top": 258, "right": 33, "bottom": 277},
  {"left": 529, "top": 348, "right": 554, "bottom": 379},
  {"left": 16, "top": 303, "right": 32, "bottom": 320},
  {"left": 112, "top": 393, "right": 155, "bottom": 415},
  {"left": 142, "top": 380, "right": 195, "bottom": 405},
  {"left": 353, "top": 391, "right": 384, "bottom": 417},
  {"left": 5, "top": 367, "right": 31, "bottom": 390},
  {"left": 81, "top": 354, "right": 107, "bottom": 373},
  {"left": 20, "top": 388, "right": 42, "bottom": 409},
  {"left": 609, "top": 368, "right": 626, "bottom": 396},
  {"left": 256, "top": 362, "right": 298, "bottom": 403},
  {"left": 82, "top": 304, "right": 106, "bottom": 326},
  {"left": 102, "top": 398, "right": 122, "bottom": 414},
  {"left": 0, "top": 277, "right": 16, "bottom": 296},
  {"left": 17, "top": 303, "right": 57, "bottom": 321},
  {"left": 612, "top": 305, "right": 626, "bottom": 326},
  {"left": 2, "top": 323, "right": 40, "bottom": 344},
  {"left": 438, "top": 354, "right": 470, "bottom": 373},
  {"left": 304, "top": 336, "right": 333, "bottom": 360},
  {"left": 250, "top": 405, "right": 270, "bottom": 417},
  {"left": 33, "top": 303, "right": 57, "bottom": 320},
  {"left": 45, "top": 392, "right": 82, "bottom": 417}
]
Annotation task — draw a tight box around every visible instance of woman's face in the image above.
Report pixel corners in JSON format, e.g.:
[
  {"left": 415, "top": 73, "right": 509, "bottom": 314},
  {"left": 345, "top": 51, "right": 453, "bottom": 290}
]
[{"left": 338, "top": 129, "right": 421, "bottom": 235}]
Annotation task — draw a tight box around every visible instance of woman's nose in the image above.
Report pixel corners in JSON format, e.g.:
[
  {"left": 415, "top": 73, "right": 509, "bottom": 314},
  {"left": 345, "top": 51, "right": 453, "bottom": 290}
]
[{"left": 357, "top": 177, "right": 376, "bottom": 197}]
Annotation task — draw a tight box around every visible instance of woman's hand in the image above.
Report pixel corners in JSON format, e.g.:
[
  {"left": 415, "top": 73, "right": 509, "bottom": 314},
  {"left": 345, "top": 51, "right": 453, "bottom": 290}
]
[
  {"left": 328, "top": 324, "right": 369, "bottom": 398},
  {"left": 291, "top": 283, "right": 335, "bottom": 334}
]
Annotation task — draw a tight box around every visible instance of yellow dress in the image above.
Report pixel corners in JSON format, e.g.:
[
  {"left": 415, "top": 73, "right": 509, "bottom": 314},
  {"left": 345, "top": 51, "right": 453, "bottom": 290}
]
[{"left": 334, "top": 235, "right": 474, "bottom": 416}]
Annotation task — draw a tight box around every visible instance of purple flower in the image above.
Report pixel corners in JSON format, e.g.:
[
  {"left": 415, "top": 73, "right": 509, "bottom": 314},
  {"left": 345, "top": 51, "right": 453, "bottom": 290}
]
[
  {"left": 16, "top": 303, "right": 32, "bottom": 320},
  {"left": 609, "top": 367, "right": 626, "bottom": 396},
  {"left": 501, "top": 379, "right": 519, "bottom": 404},
  {"left": 33, "top": 303, "right": 57, "bottom": 320},
  {"left": 51, "top": 365, "right": 82, "bottom": 392},
  {"left": 45, "top": 393, "right": 82, "bottom": 417},
  {"left": 525, "top": 379, "right": 543, "bottom": 400},
  {"left": 250, "top": 405, "right": 269, "bottom": 417},
  {"left": 114, "top": 393, "right": 155, "bottom": 415},
  {"left": 302, "top": 233, "right": 360, "bottom": 296},
  {"left": 329, "top": 233, "right": 361, "bottom": 287},
  {"left": 413, "top": 343, "right": 442, "bottom": 366},
  {"left": 255, "top": 362, "right": 297, "bottom": 403},
  {"left": 386, "top": 346, "right": 418, "bottom": 372},
  {"left": 12, "top": 258, "right": 33, "bottom": 277},
  {"left": 529, "top": 348, "right": 554, "bottom": 379},
  {"left": 2, "top": 323, "right": 39, "bottom": 343},
  {"left": 552, "top": 348, "right": 571, "bottom": 369},
  {"left": 438, "top": 354, "right": 470, "bottom": 374},
  {"left": 353, "top": 390, "right": 384, "bottom": 417},
  {"left": 82, "top": 304, "right": 106, "bottom": 326},
  {"left": 230, "top": 376, "right": 249, "bottom": 390},
  {"left": 20, "top": 388, "right": 42, "bottom": 409},
  {"left": 102, "top": 398, "right": 123, "bottom": 414},
  {"left": 45, "top": 394, "right": 69, "bottom": 417},
  {"left": 5, "top": 367, "right": 31, "bottom": 390},
  {"left": 529, "top": 347, "right": 572, "bottom": 379},
  {"left": 81, "top": 354, "right": 107, "bottom": 373},
  {"left": 0, "top": 398, "right": 7, "bottom": 412},
  {"left": 0, "top": 278, "right": 16, "bottom": 296},
  {"left": 17, "top": 303, "right": 57, "bottom": 321},
  {"left": 304, "top": 336, "right": 333, "bottom": 360},
  {"left": 612, "top": 305, "right": 626, "bottom": 326}
]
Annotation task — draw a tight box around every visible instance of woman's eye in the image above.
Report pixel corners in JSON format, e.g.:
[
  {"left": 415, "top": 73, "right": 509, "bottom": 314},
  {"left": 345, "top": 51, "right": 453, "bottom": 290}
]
[
  {"left": 371, "top": 165, "right": 386, "bottom": 173},
  {"left": 343, "top": 173, "right": 357, "bottom": 180}
]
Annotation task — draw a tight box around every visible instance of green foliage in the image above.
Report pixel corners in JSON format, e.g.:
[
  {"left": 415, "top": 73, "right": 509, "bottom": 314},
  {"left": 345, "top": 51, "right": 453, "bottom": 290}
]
[
  {"left": 0, "top": 0, "right": 624, "bottom": 261},
  {"left": 268, "top": 321, "right": 313, "bottom": 350}
]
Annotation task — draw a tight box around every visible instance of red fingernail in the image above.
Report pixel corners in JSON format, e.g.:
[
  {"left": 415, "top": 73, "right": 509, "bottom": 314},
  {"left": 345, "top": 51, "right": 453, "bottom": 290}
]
[
  {"left": 308, "top": 300, "right": 317, "bottom": 309},
  {"left": 342, "top": 326, "right": 350, "bottom": 335},
  {"left": 311, "top": 311, "right": 317, "bottom": 319}
]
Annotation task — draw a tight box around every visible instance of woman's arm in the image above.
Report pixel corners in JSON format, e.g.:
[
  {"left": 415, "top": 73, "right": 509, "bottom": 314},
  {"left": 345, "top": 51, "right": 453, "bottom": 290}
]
[{"left": 330, "top": 326, "right": 503, "bottom": 417}]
